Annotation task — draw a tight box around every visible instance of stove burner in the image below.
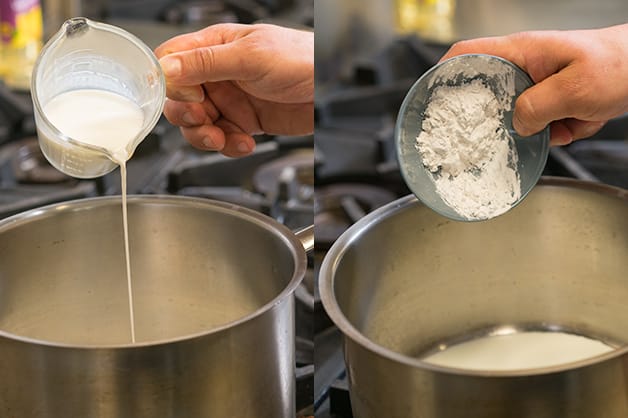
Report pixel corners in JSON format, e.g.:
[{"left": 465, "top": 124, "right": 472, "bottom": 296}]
[
  {"left": 253, "top": 151, "right": 314, "bottom": 196},
  {"left": 0, "top": 137, "right": 97, "bottom": 218},
  {"left": 314, "top": 183, "right": 397, "bottom": 249},
  {"left": 11, "top": 137, "right": 72, "bottom": 184},
  {"left": 169, "top": 139, "right": 314, "bottom": 229},
  {"left": 0, "top": 82, "right": 34, "bottom": 144},
  {"left": 254, "top": 150, "right": 314, "bottom": 228}
]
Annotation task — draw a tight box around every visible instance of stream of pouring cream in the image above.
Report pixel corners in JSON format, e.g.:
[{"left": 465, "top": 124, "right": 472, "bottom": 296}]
[{"left": 44, "top": 89, "right": 144, "bottom": 343}]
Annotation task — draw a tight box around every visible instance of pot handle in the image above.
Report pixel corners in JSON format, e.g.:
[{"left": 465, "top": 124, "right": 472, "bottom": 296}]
[{"left": 295, "top": 225, "right": 314, "bottom": 253}]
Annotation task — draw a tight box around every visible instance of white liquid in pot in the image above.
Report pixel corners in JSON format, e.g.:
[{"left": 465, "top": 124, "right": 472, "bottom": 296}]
[
  {"left": 44, "top": 89, "right": 144, "bottom": 343},
  {"left": 422, "top": 331, "right": 614, "bottom": 371}
]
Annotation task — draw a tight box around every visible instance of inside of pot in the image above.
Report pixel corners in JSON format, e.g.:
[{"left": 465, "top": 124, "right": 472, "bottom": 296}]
[
  {"left": 332, "top": 184, "right": 628, "bottom": 371},
  {"left": 0, "top": 198, "right": 299, "bottom": 345}
]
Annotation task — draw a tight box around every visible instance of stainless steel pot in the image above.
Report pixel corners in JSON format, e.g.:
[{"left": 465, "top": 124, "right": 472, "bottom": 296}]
[
  {"left": 320, "top": 177, "right": 628, "bottom": 418},
  {"left": 0, "top": 195, "right": 313, "bottom": 418}
]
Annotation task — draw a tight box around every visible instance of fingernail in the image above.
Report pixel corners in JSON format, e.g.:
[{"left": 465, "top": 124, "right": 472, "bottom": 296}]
[
  {"left": 512, "top": 113, "right": 537, "bottom": 137},
  {"left": 237, "top": 141, "right": 251, "bottom": 153},
  {"left": 179, "top": 86, "right": 204, "bottom": 103},
  {"left": 202, "top": 137, "right": 216, "bottom": 149},
  {"left": 581, "top": 121, "right": 605, "bottom": 138},
  {"left": 182, "top": 112, "right": 197, "bottom": 125},
  {"left": 160, "top": 56, "right": 182, "bottom": 78},
  {"left": 512, "top": 113, "right": 525, "bottom": 136}
]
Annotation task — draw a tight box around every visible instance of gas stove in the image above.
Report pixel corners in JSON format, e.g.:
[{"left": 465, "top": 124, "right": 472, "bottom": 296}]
[
  {"left": 314, "top": 32, "right": 628, "bottom": 418},
  {"left": 0, "top": 103, "right": 314, "bottom": 220},
  {"left": 0, "top": 1, "right": 316, "bottom": 415}
]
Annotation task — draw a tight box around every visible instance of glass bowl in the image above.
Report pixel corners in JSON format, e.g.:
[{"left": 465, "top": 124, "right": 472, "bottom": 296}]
[{"left": 395, "top": 54, "right": 550, "bottom": 221}]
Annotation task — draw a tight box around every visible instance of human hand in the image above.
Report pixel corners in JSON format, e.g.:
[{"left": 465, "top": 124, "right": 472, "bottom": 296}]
[
  {"left": 440, "top": 24, "right": 628, "bottom": 146},
  {"left": 155, "top": 23, "right": 314, "bottom": 157}
]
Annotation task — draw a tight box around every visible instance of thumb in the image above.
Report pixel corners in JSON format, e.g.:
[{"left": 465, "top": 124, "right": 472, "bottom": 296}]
[
  {"left": 513, "top": 71, "right": 578, "bottom": 136},
  {"left": 159, "top": 44, "right": 248, "bottom": 86}
]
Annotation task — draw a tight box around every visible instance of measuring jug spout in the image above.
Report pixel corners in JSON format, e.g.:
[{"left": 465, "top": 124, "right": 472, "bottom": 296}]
[{"left": 64, "top": 17, "right": 89, "bottom": 37}]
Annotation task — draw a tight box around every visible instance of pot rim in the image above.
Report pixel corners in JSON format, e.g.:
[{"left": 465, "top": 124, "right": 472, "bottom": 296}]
[
  {"left": 0, "top": 194, "right": 308, "bottom": 350},
  {"left": 319, "top": 177, "right": 628, "bottom": 377}
]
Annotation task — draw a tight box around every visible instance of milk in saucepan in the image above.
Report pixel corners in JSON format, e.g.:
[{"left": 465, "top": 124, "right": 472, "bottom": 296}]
[
  {"left": 423, "top": 331, "right": 614, "bottom": 371},
  {"left": 44, "top": 89, "right": 144, "bottom": 343}
]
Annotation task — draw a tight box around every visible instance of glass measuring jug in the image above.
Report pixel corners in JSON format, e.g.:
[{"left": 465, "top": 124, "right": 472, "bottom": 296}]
[{"left": 31, "top": 18, "right": 165, "bottom": 178}]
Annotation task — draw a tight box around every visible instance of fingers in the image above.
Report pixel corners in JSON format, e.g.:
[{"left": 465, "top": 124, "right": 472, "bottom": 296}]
[
  {"left": 155, "top": 23, "right": 248, "bottom": 63},
  {"left": 165, "top": 84, "right": 205, "bottom": 103},
  {"left": 159, "top": 43, "right": 253, "bottom": 103},
  {"left": 156, "top": 24, "right": 253, "bottom": 103},
  {"left": 549, "top": 121, "right": 574, "bottom": 146},
  {"left": 180, "top": 121, "right": 256, "bottom": 157},
  {"left": 163, "top": 99, "right": 214, "bottom": 127},
  {"left": 221, "top": 134, "right": 256, "bottom": 157},
  {"left": 441, "top": 31, "right": 576, "bottom": 82},
  {"left": 180, "top": 124, "right": 226, "bottom": 151},
  {"left": 512, "top": 73, "right": 568, "bottom": 136},
  {"left": 214, "top": 119, "right": 257, "bottom": 157},
  {"left": 163, "top": 99, "right": 256, "bottom": 157},
  {"left": 442, "top": 32, "right": 603, "bottom": 141},
  {"left": 549, "top": 119, "right": 606, "bottom": 146},
  {"left": 440, "top": 36, "right": 526, "bottom": 69},
  {"left": 159, "top": 43, "right": 251, "bottom": 86},
  {"left": 444, "top": 38, "right": 580, "bottom": 139},
  {"left": 155, "top": 30, "right": 220, "bottom": 59},
  {"left": 564, "top": 119, "right": 606, "bottom": 140},
  {"left": 512, "top": 66, "right": 590, "bottom": 137}
]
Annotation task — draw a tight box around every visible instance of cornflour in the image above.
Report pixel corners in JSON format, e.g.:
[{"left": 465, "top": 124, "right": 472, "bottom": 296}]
[{"left": 416, "top": 78, "right": 520, "bottom": 220}]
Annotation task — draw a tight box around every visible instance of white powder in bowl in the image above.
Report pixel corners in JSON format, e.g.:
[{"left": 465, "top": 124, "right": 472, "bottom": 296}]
[{"left": 416, "top": 78, "right": 521, "bottom": 220}]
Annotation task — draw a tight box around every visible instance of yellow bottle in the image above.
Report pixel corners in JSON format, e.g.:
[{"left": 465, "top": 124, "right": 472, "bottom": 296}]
[
  {"left": 395, "top": 0, "right": 456, "bottom": 43},
  {"left": 0, "top": 32, "right": 5, "bottom": 80},
  {"left": 0, "top": 0, "right": 43, "bottom": 90}
]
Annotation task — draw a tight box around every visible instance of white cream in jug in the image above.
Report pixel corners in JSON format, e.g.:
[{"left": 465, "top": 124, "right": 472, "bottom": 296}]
[
  {"left": 423, "top": 331, "right": 614, "bottom": 371},
  {"left": 44, "top": 89, "right": 144, "bottom": 343}
]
